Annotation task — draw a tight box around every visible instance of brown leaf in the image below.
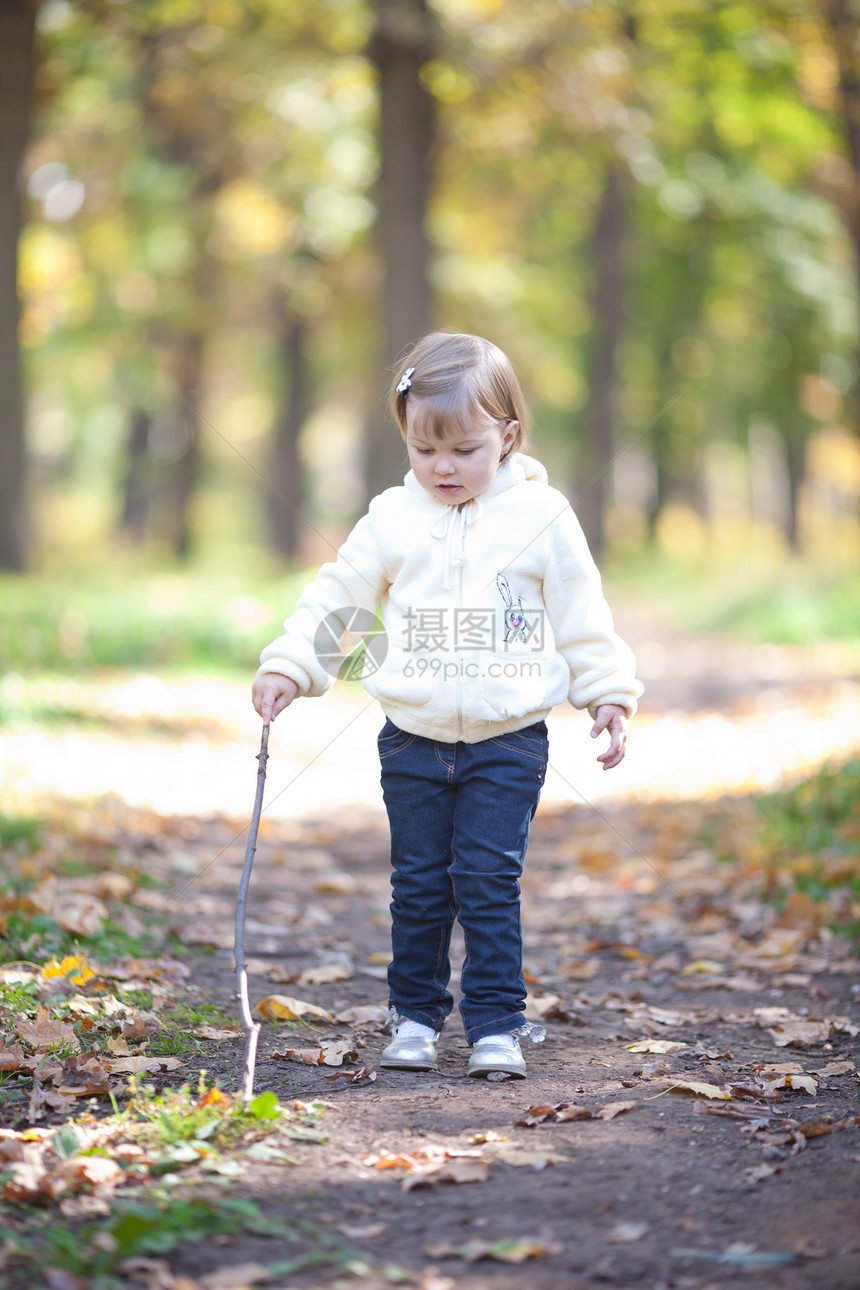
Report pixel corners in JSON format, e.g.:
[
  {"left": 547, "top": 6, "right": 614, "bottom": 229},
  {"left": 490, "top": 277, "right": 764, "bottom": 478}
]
[
  {"left": 50, "top": 1154, "right": 124, "bottom": 1194},
  {"left": 29, "top": 878, "right": 107, "bottom": 937},
  {"left": 53, "top": 1053, "right": 113, "bottom": 1096},
  {"left": 767, "top": 1021, "right": 832, "bottom": 1048},
  {"left": 594, "top": 1100, "right": 637, "bottom": 1120},
  {"left": 297, "top": 964, "right": 350, "bottom": 986},
  {"left": 323, "top": 1063, "right": 377, "bottom": 1085},
  {"left": 192, "top": 1026, "right": 242, "bottom": 1041},
  {"left": 816, "top": 1059, "right": 854, "bottom": 1077},
  {"left": 103, "top": 1056, "right": 184, "bottom": 1074},
  {"left": 403, "top": 1159, "right": 489, "bottom": 1190},
  {"left": 16, "top": 1008, "right": 80, "bottom": 1053},
  {"left": 197, "top": 1264, "right": 272, "bottom": 1289},
  {"left": 0, "top": 1044, "right": 31, "bottom": 1072},
  {"left": 3, "top": 1158, "right": 49, "bottom": 1202},
  {"left": 334, "top": 1005, "right": 388, "bottom": 1027}
]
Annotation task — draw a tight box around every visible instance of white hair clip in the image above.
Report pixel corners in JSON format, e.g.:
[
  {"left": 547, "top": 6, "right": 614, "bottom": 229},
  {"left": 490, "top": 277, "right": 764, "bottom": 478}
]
[{"left": 396, "top": 366, "right": 415, "bottom": 394}]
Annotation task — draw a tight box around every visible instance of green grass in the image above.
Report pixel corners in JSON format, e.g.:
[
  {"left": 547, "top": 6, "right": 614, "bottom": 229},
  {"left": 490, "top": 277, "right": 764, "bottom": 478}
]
[
  {"left": 606, "top": 544, "right": 860, "bottom": 645},
  {"left": 0, "top": 555, "right": 308, "bottom": 676},
  {"left": 755, "top": 756, "right": 860, "bottom": 942}
]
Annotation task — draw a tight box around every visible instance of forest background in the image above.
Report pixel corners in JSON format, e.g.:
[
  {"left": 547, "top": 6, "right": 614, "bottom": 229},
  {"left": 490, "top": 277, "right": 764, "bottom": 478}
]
[{"left": 1, "top": 0, "right": 860, "bottom": 674}]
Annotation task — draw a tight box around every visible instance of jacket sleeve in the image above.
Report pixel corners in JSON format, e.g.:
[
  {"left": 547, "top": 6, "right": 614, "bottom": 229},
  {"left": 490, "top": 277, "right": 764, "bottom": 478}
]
[
  {"left": 541, "top": 497, "right": 643, "bottom": 719},
  {"left": 257, "top": 506, "right": 389, "bottom": 697}
]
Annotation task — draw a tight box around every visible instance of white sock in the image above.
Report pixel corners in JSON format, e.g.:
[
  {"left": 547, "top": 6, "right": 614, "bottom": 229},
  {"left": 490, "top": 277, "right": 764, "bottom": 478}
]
[
  {"left": 475, "top": 1032, "right": 518, "bottom": 1049},
  {"left": 394, "top": 1019, "right": 436, "bottom": 1039}
]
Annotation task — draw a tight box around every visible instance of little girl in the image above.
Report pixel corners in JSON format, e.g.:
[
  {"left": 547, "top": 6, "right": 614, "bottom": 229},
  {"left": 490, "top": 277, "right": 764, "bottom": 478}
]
[{"left": 252, "top": 332, "right": 642, "bottom": 1079}]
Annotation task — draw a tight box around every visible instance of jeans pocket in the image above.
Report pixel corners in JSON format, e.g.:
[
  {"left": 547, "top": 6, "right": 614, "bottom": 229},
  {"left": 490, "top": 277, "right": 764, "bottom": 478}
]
[{"left": 377, "top": 720, "right": 417, "bottom": 759}]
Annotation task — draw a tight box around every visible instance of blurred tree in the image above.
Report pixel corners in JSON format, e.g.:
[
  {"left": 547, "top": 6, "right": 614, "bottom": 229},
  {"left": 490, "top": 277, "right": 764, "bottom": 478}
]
[
  {"left": 0, "top": 0, "right": 38, "bottom": 571},
  {"left": 365, "top": 0, "right": 436, "bottom": 499}
]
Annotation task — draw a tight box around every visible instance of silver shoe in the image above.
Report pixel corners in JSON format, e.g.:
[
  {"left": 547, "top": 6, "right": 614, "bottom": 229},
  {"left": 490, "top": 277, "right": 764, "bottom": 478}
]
[
  {"left": 467, "top": 1036, "right": 527, "bottom": 1079},
  {"left": 381, "top": 1014, "right": 439, "bottom": 1071}
]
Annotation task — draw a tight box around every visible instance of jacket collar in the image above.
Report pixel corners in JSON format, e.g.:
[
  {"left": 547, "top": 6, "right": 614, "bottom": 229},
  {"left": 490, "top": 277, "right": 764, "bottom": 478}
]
[{"left": 403, "top": 451, "right": 548, "bottom": 504}]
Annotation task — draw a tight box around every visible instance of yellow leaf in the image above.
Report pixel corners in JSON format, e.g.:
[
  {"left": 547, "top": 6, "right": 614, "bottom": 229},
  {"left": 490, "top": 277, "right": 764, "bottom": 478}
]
[
  {"left": 42, "top": 954, "right": 96, "bottom": 986},
  {"left": 254, "top": 995, "right": 333, "bottom": 1023},
  {"left": 681, "top": 960, "right": 725, "bottom": 975},
  {"left": 655, "top": 1078, "right": 731, "bottom": 1099}
]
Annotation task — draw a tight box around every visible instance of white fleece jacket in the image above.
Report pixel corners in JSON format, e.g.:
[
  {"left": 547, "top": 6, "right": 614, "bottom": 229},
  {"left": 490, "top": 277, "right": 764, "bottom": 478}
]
[{"left": 258, "top": 453, "right": 642, "bottom": 743}]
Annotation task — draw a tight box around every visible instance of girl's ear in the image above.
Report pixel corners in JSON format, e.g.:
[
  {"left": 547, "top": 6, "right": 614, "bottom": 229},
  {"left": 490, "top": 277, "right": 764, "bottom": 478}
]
[{"left": 500, "top": 420, "right": 518, "bottom": 458}]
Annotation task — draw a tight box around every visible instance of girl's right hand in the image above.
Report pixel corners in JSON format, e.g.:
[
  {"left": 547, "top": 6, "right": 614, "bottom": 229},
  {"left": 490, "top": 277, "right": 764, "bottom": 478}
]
[{"left": 252, "top": 674, "right": 299, "bottom": 724}]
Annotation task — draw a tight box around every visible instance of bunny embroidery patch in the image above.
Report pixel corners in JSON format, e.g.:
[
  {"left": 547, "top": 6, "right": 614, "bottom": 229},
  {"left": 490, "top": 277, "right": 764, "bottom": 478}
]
[{"left": 496, "top": 573, "right": 529, "bottom": 643}]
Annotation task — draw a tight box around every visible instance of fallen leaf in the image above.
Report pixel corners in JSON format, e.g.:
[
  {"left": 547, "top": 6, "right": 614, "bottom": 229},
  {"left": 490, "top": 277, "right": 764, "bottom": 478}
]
[
  {"left": 324, "top": 1064, "right": 377, "bottom": 1085},
  {"left": 654, "top": 1079, "right": 732, "bottom": 1100},
  {"left": 192, "top": 1026, "right": 242, "bottom": 1040},
  {"left": 491, "top": 1147, "right": 573, "bottom": 1168},
  {"left": 682, "top": 960, "right": 725, "bottom": 975},
  {"left": 403, "top": 1158, "right": 489, "bottom": 1189},
  {"left": 338, "top": 1221, "right": 387, "bottom": 1239},
  {"left": 29, "top": 879, "right": 107, "bottom": 937},
  {"left": 816, "top": 1059, "right": 854, "bottom": 1077},
  {"left": 743, "top": 1162, "right": 781, "bottom": 1185},
  {"left": 785, "top": 1074, "right": 818, "bottom": 1096},
  {"left": 271, "top": 1041, "right": 358, "bottom": 1067},
  {"left": 254, "top": 995, "right": 333, "bottom": 1023},
  {"left": 767, "top": 1021, "right": 832, "bottom": 1048},
  {"left": 422, "top": 1236, "right": 562, "bottom": 1264},
  {"left": 0, "top": 1044, "right": 31, "bottom": 1073},
  {"left": 105, "top": 1055, "right": 184, "bottom": 1074},
  {"left": 49, "top": 1154, "right": 124, "bottom": 1194},
  {"left": 524, "top": 992, "right": 563, "bottom": 1018},
  {"left": 53, "top": 1053, "right": 113, "bottom": 1096},
  {"left": 627, "top": 1040, "right": 689, "bottom": 1054},
  {"left": 594, "top": 1100, "right": 637, "bottom": 1119},
  {"left": 16, "top": 1008, "right": 80, "bottom": 1052},
  {"left": 297, "top": 964, "right": 350, "bottom": 986},
  {"left": 607, "top": 1221, "right": 649, "bottom": 1242},
  {"left": 41, "top": 955, "right": 96, "bottom": 986},
  {"left": 334, "top": 1005, "right": 388, "bottom": 1026},
  {"left": 198, "top": 1263, "right": 271, "bottom": 1289}
]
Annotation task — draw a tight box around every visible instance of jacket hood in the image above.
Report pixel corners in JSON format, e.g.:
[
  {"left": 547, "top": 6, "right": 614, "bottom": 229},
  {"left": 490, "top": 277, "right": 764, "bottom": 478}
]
[{"left": 403, "top": 451, "right": 548, "bottom": 502}]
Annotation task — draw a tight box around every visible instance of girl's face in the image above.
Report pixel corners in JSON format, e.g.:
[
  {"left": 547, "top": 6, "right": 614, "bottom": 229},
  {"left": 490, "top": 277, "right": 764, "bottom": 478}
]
[{"left": 405, "top": 400, "right": 518, "bottom": 505}]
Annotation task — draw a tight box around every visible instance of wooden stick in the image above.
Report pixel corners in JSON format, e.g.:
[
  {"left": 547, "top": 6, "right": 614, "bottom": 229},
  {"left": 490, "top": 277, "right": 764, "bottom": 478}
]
[{"left": 235, "top": 722, "right": 269, "bottom": 1104}]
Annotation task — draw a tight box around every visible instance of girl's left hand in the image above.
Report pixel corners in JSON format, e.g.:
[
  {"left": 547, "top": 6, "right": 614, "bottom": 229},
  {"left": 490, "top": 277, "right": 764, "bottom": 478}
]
[{"left": 590, "top": 704, "right": 628, "bottom": 770}]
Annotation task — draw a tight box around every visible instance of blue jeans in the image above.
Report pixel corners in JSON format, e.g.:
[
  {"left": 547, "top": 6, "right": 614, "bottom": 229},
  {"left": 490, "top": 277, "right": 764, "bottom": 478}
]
[{"left": 378, "top": 718, "right": 548, "bottom": 1044}]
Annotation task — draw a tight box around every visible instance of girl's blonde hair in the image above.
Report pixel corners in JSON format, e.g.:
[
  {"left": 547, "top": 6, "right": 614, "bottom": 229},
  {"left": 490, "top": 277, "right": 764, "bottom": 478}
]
[{"left": 389, "top": 332, "right": 531, "bottom": 456}]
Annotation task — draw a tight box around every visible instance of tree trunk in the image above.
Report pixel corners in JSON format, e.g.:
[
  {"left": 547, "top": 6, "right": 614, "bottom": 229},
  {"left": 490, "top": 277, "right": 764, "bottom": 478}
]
[
  {"left": 0, "top": 0, "right": 37, "bottom": 570},
  {"left": 160, "top": 334, "right": 203, "bottom": 558},
  {"left": 120, "top": 408, "right": 153, "bottom": 540},
  {"left": 268, "top": 314, "right": 309, "bottom": 558},
  {"left": 784, "top": 431, "right": 806, "bottom": 552},
  {"left": 365, "top": 0, "right": 435, "bottom": 501},
  {"left": 823, "top": 0, "right": 860, "bottom": 434},
  {"left": 576, "top": 164, "right": 627, "bottom": 557}
]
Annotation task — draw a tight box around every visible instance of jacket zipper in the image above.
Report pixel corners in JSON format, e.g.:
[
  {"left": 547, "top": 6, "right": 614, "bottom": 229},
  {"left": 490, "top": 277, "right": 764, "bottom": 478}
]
[{"left": 456, "top": 559, "right": 464, "bottom": 740}]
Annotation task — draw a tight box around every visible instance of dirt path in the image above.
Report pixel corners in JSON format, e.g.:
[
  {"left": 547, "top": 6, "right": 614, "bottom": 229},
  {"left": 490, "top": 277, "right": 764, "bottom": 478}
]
[
  {"left": 158, "top": 782, "right": 860, "bottom": 1290},
  {"left": 3, "top": 610, "right": 860, "bottom": 1288}
]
